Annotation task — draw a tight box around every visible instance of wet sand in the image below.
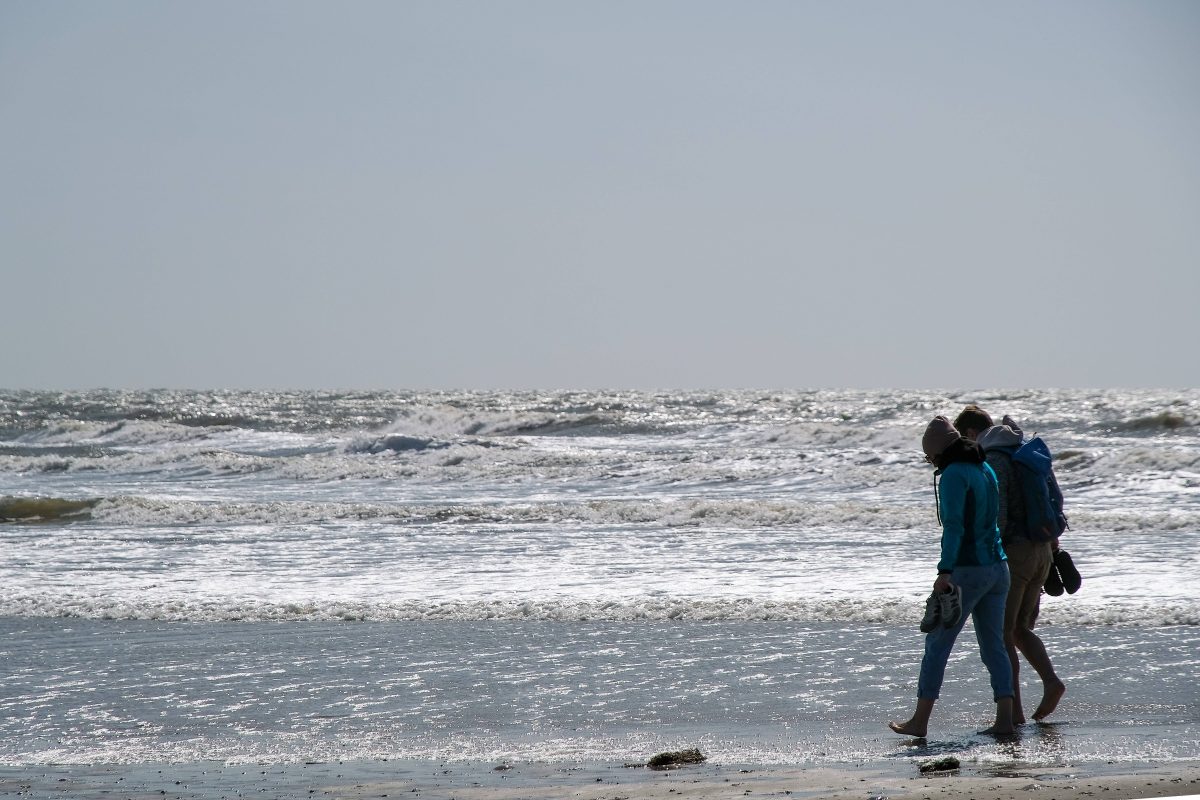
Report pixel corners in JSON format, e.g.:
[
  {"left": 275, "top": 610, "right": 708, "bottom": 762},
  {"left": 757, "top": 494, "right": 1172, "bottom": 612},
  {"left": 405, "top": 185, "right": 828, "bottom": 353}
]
[{"left": 2, "top": 759, "right": 1197, "bottom": 800}]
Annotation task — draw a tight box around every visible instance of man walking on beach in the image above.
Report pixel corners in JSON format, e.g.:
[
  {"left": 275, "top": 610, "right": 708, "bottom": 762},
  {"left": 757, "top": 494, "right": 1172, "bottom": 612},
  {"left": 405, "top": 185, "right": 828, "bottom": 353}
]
[{"left": 954, "top": 405, "right": 1067, "bottom": 724}]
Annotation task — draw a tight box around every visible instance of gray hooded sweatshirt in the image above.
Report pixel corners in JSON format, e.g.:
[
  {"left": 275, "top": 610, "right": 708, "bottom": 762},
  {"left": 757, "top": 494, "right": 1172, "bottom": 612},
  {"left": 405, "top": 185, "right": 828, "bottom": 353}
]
[{"left": 977, "top": 422, "right": 1025, "bottom": 543}]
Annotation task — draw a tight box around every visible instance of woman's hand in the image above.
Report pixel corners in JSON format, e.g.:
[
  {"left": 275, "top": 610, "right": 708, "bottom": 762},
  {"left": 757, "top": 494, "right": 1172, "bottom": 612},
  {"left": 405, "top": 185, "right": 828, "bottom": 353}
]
[{"left": 933, "top": 573, "right": 954, "bottom": 594}]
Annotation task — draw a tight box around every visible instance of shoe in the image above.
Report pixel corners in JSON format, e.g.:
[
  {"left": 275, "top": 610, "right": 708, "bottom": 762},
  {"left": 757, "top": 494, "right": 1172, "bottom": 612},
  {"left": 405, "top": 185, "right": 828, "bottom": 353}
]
[
  {"left": 1054, "top": 549, "right": 1082, "bottom": 594},
  {"left": 920, "top": 591, "right": 941, "bottom": 632},
  {"left": 939, "top": 584, "right": 963, "bottom": 629},
  {"left": 1044, "top": 562, "right": 1065, "bottom": 596}
]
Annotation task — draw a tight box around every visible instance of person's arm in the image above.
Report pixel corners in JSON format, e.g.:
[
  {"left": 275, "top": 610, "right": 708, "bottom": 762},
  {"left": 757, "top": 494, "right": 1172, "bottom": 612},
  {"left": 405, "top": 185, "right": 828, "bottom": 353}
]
[
  {"left": 987, "top": 454, "right": 1009, "bottom": 536},
  {"left": 1048, "top": 469, "right": 1067, "bottom": 546},
  {"left": 936, "top": 466, "right": 966, "bottom": 574}
]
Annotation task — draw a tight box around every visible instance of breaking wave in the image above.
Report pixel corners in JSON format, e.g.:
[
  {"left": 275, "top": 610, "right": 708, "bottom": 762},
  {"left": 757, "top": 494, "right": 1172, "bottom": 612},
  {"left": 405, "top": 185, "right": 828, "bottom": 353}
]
[
  {"left": 3, "top": 493, "right": 1196, "bottom": 533},
  {"left": 1104, "top": 411, "right": 1196, "bottom": 434},
  {"left": 81, "top": 495, "right": 937, "bottom": 530},
  {"left": 0, "top": 496, "right": 98, "bottom": 522},
  {"left": 4, "top": 594, "right": 1193, "bottom": 627}
]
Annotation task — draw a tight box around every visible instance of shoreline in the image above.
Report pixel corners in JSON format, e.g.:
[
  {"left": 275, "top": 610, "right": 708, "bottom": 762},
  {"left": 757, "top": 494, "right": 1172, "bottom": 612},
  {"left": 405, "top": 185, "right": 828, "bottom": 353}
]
[{"left": 3, "top": 759, "right": 1198, "bottom": 800}]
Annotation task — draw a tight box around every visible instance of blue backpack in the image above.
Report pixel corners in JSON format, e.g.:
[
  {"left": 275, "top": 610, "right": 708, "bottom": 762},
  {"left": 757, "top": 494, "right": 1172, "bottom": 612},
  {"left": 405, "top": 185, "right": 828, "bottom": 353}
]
[{"left": 1010, "top": 436, "right": 1068, "bottom": 543}]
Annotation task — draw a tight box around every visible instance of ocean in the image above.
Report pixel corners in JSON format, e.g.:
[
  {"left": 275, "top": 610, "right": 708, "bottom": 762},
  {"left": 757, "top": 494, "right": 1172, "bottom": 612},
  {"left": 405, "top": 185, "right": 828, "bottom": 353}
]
[{"left": 2, "top": 389, "right": 1198, "bottom": 769}]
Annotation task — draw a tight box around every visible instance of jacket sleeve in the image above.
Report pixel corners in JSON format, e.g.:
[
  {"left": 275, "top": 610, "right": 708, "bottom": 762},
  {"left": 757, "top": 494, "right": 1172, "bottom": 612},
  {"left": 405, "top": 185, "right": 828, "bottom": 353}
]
[
  {"left": 1048, "top": 469, "right": 1068, "bottom": 533},
  {"left": 986, "top": 453, "right": 1010, "bottom": 537},
  {"left": 937, "top": 467, "right": 967, "bottom": 572}
]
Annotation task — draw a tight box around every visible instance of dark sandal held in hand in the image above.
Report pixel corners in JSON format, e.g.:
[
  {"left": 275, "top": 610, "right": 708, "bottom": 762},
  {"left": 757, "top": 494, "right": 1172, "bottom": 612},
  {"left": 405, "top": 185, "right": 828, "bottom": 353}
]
[
  {"left": 1054, "top": 549, "right": 1082, "bottom": 594},
  {"left": 1044, "top": 561, "right": 1065, "bottom": 596}
]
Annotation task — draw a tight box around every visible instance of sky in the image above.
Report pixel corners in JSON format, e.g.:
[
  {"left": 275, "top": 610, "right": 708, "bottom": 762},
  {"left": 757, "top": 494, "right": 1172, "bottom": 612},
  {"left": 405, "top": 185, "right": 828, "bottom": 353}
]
[{"left": 2, "top": 1, "right": 1198, "bottom": 390}]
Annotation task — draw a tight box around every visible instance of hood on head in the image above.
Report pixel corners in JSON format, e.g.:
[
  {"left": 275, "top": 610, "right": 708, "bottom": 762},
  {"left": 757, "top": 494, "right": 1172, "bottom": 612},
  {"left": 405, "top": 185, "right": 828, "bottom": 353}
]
[
  {"left": 978, "top": 424, "right": 1022, "bottom": 452},
  {"left": 922, "top": 416, "right": 961, "bottom": 460}
]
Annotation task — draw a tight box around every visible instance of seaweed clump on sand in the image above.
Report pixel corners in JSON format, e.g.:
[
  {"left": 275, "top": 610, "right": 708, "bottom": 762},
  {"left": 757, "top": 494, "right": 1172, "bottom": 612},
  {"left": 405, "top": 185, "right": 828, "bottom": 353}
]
[
  {"left": 918, "top": 756, "right": 960, "bottom": 774},
  {"left": 645, "top": 749, "right": 707, "bottom": 770}
]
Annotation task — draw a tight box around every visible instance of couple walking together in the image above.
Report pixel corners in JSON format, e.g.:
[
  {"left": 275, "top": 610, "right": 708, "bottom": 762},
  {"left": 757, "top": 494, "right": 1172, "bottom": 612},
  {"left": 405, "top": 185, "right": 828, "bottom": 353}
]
[{"left": 889, "top": 405, "right": 1068, "bottom": 737}]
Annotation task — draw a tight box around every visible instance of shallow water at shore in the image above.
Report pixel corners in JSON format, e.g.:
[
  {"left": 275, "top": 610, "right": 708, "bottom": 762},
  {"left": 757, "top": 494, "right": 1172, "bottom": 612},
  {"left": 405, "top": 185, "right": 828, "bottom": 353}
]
[{"left": 3, "top": 619, "right": 1197, "bottom": 767}]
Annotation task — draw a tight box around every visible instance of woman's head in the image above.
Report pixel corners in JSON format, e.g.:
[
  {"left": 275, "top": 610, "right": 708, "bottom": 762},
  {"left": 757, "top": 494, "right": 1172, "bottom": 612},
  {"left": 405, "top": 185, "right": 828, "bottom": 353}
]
[
  {"left": 923, "top": 416, "right": 960, "bottom": 462},
  {"left": 923, "top": 415, "right": 985, "bottom": 469}
]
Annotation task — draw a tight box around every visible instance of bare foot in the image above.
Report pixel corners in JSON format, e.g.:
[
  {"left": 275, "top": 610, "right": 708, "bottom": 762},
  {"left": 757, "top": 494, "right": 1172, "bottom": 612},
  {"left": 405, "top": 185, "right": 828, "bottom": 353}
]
[
  {"left": 1032, "top": 680, "right": 1066, "bottom": 721},
  {"left": 979, "top": 723, "right": 1016, "bottom": 736},
  {"left": 888, "top": 720, "right": 927, "bottom": 737},
  {"left": 1014, "top": 711, "right": 1027, "bottom": 726}
]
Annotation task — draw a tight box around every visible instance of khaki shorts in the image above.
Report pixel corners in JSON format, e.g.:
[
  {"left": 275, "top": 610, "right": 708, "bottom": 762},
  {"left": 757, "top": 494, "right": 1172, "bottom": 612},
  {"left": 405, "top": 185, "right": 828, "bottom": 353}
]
[{"left": 1003, "top": 538, "right": 1053, "bottom": 634}]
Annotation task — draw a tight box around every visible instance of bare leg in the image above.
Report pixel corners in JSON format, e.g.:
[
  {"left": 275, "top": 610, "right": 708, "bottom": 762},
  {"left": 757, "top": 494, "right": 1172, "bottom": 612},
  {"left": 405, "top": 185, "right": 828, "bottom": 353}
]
[
  {"left": 1013, "top": 627, "right": 1066, "bottom": 720},
  {"left": 889, "top": 697, "right": 935, "bottom": 737},
  {"left": 980, "top": 695, "right": 1016, "bottom": 736},
  {"left": 1006, "top": 641, "right": 1026, "bottom": 725},
  {"left": 1033, "top": 680, "right": 1066, "bottom": 720}
]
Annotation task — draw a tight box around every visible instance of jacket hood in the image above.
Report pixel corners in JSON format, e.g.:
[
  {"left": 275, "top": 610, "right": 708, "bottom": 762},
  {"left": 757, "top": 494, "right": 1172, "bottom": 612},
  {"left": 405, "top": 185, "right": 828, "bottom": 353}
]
[
  {"left": 977, "top": 424, "right": 1023, "bottom": 452},
  {"left": 1001, "top": 414, "right": 1024, "bottom": 440}
]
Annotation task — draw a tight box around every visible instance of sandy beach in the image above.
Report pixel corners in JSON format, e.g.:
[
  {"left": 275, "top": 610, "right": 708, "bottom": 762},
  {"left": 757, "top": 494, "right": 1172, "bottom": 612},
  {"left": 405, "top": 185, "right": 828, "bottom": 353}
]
[{"left": 2, "top": 759, "right": 1198, "bottom": 800}]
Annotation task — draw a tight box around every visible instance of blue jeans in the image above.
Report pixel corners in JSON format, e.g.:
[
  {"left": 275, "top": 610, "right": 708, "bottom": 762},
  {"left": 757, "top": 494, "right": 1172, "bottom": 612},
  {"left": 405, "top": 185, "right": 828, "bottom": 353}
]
[{"left": 918, "top": 561, "right": 1014, "bottom": 702}]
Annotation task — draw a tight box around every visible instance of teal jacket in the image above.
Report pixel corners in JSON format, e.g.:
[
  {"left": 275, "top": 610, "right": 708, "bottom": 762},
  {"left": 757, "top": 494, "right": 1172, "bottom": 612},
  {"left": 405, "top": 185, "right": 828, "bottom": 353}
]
[{"left": 937, "top": 461, "right": 1006, "bottom": 573}]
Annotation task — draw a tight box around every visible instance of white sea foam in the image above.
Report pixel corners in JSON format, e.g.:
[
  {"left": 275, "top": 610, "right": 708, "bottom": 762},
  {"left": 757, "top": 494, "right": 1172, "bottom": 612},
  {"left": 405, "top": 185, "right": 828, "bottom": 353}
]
[
  {"left": 2, "top": 388, "right": 1199, "bottom": 631},
  {"left": 4, "top": 592, "right": 1195, "bottom": 628},
  {"left": 62, "top": 494, "right": 1200, "bottom": 534},
  {"left": 4, "top": 593, "right": 1195, "bottom": 626},
  {"left": 81, "top": 495, "right": 935, "bottom": 529}
]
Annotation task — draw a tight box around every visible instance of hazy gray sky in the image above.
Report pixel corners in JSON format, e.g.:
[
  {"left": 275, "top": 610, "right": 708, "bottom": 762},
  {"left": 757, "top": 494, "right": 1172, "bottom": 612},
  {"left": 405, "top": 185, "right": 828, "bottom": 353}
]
[{"left": 3, "top": 1, "right": 1198, "bottom": 390}]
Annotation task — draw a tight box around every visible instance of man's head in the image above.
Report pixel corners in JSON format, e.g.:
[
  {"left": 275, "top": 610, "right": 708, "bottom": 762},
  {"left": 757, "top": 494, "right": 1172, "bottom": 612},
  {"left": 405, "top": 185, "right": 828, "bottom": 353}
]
[{"left": 953, "top": 405, "right": 994, "bottom": 441}]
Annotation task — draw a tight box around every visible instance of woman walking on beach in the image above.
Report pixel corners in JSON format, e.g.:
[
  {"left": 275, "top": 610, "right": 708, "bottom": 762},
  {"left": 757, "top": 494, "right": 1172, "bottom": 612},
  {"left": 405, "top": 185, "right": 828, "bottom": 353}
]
[{"left": 889, "top": 416, "right": 1015, "bottom": 737}]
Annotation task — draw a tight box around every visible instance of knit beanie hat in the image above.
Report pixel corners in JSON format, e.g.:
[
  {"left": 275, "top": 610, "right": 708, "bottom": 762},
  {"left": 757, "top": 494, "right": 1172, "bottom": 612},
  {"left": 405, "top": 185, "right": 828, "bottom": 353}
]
[{"left": 922, "top": 416, "right": 961, "bottom": 459}]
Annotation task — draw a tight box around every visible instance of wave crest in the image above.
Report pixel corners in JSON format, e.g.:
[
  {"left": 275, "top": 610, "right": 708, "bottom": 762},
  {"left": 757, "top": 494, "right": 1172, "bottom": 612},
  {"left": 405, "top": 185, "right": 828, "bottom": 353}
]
[
  {"left": 84, "top": 495, "right": 936, "bottom": 530},
  {"left": 1105, "top": 411, "right": 1196, "bottom": 434},
  {"left": 0, "top": 496, "right": 98, "bottom": 522},
  {"left": 3, "top": 594, "right": 1193, "bottom": 626}
]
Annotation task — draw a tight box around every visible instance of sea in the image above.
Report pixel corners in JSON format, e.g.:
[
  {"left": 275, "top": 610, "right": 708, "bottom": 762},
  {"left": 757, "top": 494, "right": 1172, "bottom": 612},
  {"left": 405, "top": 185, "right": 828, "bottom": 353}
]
[{"left": 2, "top": 388, "right": 1198, "bottom": 770}]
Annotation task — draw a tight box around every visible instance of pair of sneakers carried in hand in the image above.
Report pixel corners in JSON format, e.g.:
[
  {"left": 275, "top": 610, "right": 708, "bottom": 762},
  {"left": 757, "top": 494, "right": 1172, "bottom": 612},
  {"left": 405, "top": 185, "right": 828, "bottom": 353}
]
[{"left": 919, "top": 584, "right": 963, "bottom": 633}]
